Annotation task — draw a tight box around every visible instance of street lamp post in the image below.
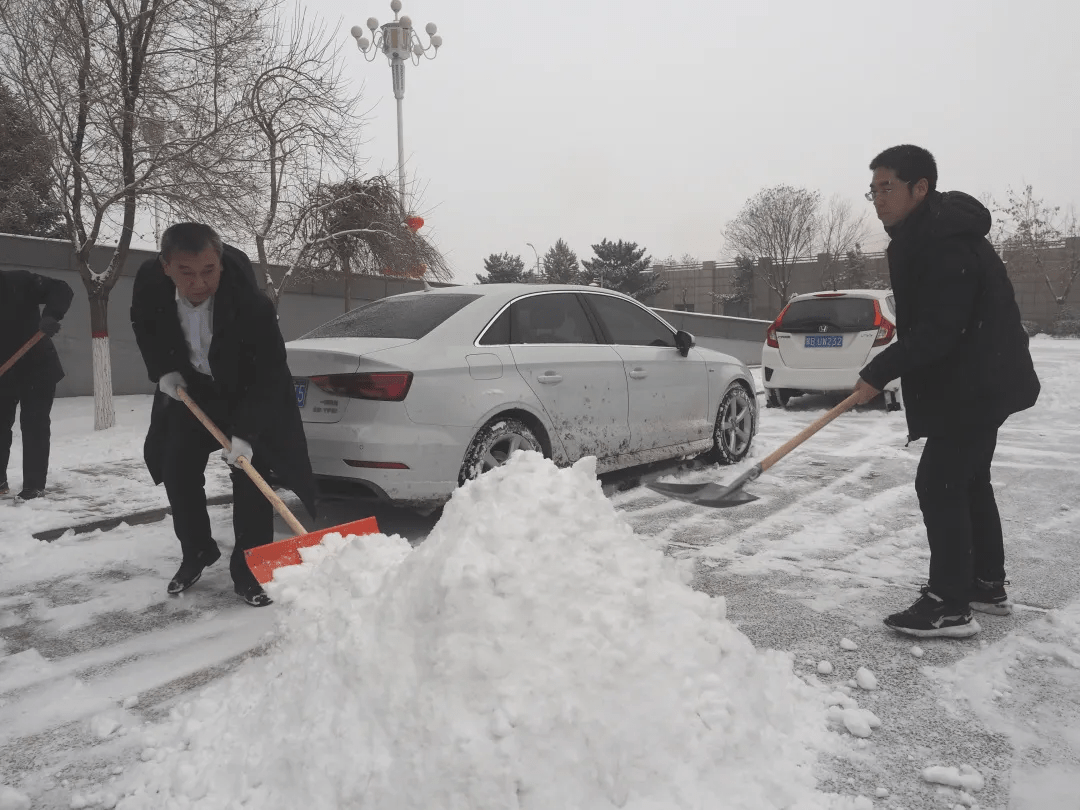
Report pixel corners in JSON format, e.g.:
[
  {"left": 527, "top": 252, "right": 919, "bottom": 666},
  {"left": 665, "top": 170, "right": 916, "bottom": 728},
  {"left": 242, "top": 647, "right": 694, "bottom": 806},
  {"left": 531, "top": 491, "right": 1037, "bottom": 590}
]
[
  {"left": 350, "top": 1, "right": 442, "bottom": 214},
  {"left": 526, "top": 242, "right": 540, "bottom": 282}
]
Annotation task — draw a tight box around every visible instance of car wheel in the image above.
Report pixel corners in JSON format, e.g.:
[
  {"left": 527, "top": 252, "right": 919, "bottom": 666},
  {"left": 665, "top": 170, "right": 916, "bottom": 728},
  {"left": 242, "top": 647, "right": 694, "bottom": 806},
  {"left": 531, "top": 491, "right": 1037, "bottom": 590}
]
[
  {"left": 713, "top": 383, "right": 755, "bottom": 464},
  {"left": 459, "top": 417, "right": 542, "bottom": 485},
  {"left": 766, "top": 388, "right": 790, "bottom": 408}
]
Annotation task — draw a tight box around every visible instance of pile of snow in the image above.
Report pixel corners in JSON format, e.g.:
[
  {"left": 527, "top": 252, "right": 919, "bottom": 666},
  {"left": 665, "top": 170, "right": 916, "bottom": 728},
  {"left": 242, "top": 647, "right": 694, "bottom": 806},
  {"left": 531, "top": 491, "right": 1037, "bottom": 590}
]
[{"left": 115, "top": 452, "right": 869, "bottom": 809}]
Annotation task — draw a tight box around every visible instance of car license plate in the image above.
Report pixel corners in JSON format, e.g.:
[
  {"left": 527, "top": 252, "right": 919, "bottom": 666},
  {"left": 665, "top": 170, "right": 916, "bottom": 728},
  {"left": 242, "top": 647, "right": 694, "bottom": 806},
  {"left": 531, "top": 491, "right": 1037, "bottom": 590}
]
[
  {"left": 293, "top": 379, "right": 308, "bottom": 408},
  {"left": 804, "top": 335, "right": 843, "bottom": 348}
]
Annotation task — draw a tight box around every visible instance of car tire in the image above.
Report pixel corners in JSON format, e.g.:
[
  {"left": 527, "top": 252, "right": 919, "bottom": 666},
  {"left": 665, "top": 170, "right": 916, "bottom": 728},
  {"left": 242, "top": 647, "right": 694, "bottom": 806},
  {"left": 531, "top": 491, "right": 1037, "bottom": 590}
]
[
  {"left": 712, "top": 383, "right": 755, "bottom": 465},
  {"left": 766, "top": 388, "right": 791, "bottom": 408},
  {"left": 459, "top": 417, "right": 542, "bottom": 485}
]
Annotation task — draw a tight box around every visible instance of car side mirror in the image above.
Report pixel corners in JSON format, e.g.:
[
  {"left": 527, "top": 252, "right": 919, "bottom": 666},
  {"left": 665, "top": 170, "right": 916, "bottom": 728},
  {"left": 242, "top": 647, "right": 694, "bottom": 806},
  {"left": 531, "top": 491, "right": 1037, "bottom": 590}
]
[{"left": 674, "top": 330, "right": 695, "bottom": 357}]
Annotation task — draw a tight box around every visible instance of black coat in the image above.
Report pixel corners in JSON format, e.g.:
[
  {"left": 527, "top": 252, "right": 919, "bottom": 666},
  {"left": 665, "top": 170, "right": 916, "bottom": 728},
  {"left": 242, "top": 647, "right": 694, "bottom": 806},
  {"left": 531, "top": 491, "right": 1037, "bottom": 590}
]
[
  {"left": 0, "top": 270, "right": 73, "bottom": 389},
  {"left": 860, "top": 191, "right": 1040, "bottom": 439},
  {"left": 130, "top": 244, "right": 317, "bottom": 519}
]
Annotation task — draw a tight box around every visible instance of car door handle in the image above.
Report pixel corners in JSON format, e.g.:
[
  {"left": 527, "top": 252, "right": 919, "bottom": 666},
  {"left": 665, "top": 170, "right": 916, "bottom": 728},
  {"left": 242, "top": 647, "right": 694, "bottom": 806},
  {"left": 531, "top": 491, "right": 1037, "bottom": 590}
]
[
  {"left": 537, "top": 372, "right": 563, "bottom": 384},
  {"left": 628, "top": 368, "right": 648, "bottom": 379}
]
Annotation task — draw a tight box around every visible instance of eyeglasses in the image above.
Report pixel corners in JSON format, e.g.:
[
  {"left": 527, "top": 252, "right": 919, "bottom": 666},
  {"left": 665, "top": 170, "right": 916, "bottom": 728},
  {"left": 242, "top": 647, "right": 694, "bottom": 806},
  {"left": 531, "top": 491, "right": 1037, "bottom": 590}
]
[{"left": 865, "top": 181, "right": 912, "bottom": 202}]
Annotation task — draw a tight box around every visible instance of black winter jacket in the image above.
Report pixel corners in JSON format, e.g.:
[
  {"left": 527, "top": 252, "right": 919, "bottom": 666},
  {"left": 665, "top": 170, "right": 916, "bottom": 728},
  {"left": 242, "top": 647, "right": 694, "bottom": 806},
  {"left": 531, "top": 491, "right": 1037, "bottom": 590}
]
[
  {"left": 130, "top": 244, "right": 317, "bottom": 518},
  {"left": 0, "top": 270, "right": 74, "bottom": 389},
  {"left": 859, "top": 191, "right": 1040, "bottom": 439}
]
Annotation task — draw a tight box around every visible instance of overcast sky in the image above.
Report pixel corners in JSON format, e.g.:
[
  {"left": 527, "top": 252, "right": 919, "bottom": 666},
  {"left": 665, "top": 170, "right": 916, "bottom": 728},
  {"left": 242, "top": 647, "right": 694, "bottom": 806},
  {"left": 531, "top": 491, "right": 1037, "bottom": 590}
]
[{"left": 302, "top": 0, "right": 1080, "bottom": 283}]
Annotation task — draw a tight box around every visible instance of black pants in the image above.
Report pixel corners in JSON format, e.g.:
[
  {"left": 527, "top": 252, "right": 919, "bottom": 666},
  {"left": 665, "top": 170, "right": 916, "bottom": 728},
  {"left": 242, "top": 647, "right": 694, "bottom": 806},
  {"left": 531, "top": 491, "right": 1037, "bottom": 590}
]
[
  {"left": 0, "top": 377, "right": 57, "bottom": 491},
  {"left": 161, "top": 382, "right": 272, "bottom": 592},
  {"left": 915, "top": 428, "right": 1004, "bottom": 605}
]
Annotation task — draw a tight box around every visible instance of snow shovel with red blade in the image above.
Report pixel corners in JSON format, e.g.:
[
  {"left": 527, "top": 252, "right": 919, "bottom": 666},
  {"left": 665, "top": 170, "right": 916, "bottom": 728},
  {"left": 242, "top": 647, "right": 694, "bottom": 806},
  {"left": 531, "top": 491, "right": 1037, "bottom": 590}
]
[
  {"left": 0, "top": 331, "right": 45, "bottom": 379},
  {"left": 648, "top": 392, "right": 861, "bottom": 508},
  {"left": 177, "top": 387, "right": 380, "bottom": 585}
]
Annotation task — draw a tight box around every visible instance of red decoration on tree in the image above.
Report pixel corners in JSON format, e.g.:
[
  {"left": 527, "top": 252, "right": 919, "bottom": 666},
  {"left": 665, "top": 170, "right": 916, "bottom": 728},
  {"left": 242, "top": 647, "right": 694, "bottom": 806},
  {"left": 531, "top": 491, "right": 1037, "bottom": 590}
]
[{"left": 405, "top": 215, "right": 425, "bottom": 232}]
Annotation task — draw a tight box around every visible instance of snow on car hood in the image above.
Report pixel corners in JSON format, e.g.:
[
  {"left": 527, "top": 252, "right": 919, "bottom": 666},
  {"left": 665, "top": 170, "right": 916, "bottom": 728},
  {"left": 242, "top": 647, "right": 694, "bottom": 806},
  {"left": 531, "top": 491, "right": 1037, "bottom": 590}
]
[{"left": 111, "top": 452, "right": 862, "bottom": 810}]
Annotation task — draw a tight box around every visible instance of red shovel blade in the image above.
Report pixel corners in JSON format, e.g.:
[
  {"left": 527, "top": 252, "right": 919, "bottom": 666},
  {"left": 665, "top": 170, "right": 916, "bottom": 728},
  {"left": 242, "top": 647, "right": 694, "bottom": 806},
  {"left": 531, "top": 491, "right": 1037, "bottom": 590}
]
[{"left": 245, "top": 516, "right": 381, "bottom": 585}]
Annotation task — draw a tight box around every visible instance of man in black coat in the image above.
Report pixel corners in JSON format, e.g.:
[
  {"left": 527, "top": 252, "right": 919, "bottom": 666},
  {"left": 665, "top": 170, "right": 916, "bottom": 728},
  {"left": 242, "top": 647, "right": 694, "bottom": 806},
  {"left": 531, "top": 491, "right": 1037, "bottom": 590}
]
[
  {"left": 853, "top": 145, "right": 1040, "bottom": 639},
  {"left": 0, "top": 269, "right": 73, "bottom": 500},
  {"left": 131, "top": 222, "right": 316, "bottom": 607}
]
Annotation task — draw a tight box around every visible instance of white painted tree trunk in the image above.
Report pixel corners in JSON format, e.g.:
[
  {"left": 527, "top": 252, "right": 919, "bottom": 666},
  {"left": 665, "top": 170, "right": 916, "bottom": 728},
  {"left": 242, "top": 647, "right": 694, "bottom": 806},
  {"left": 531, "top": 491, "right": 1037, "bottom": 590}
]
[{"left": 92, "top": 335, "right": 115, "bottom": 430}]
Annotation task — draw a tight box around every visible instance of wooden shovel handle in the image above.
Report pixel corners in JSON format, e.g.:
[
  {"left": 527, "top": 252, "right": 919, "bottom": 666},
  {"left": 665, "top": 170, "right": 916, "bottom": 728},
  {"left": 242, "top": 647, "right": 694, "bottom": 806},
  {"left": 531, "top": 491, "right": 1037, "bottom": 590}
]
[
  {"left": 0, "top": 331, "right": 45, "bottom": 379},
  {"left": 759, "top": 392, "right": 861, "bottom": 475},
  {"left": 176, "top": 387, "right": 308, "bottom": 536}
]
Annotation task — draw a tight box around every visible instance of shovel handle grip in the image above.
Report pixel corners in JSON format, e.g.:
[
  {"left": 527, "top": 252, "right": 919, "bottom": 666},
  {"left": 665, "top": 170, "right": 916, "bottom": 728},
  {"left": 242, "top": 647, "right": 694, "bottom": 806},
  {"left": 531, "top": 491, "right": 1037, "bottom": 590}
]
[
  {"left": 759, "top": 392, "right": 861, "bottom": 474},
  {"left": 0, "top": 331, "right": 45, "bottom": 379},
  {"left": 176, "top": 387, "right": 308, "bottom": 536}
]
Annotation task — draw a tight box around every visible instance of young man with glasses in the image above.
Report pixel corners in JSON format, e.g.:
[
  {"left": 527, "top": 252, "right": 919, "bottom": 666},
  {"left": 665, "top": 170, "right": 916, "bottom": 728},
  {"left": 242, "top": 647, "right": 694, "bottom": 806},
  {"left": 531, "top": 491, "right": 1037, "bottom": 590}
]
[{"left": 851, "top": 145, "right": 1040, "bottom": 638}]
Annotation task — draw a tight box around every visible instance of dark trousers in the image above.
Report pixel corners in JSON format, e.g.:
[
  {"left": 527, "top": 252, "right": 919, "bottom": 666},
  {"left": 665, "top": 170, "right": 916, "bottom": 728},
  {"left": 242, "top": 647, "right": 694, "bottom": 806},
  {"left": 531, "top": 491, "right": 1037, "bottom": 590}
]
[
  {"left": 915, "top": 428, "right": 1005, "bottom": 605},
  {"left": 161, "top": 384, "right": 272, "bottom": 592},
  {"left": 0, "top": 377, "right": 57, "bottom": 491}
]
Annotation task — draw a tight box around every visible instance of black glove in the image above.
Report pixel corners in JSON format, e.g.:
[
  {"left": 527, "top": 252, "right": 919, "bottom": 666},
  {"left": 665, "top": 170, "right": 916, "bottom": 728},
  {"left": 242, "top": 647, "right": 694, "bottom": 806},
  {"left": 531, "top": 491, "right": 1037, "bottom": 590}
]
[{"left": 39, "top": 315, "right": 61, "bottom": 337}]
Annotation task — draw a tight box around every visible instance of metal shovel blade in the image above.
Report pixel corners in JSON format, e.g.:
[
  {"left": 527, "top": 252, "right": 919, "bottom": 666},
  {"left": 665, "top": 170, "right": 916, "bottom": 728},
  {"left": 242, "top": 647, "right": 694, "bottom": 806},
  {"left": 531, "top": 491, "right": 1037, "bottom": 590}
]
[{"left": 646, "top": 480, "right": 759, "bottom": 508}]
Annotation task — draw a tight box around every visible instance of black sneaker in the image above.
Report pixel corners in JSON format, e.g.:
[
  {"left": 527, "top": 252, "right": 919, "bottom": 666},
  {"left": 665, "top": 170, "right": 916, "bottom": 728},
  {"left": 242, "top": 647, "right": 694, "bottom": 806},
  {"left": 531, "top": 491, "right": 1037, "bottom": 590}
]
[
  {"left": 235, "top": 583, "right": 273, "bottom": 607},
  {"left": 16, "top": 488, "right": 44, "bottom": 501},
  {"left": 971, "top": 578, "right": 1013, "bottom": 616},
  {"left": 884, "top": 586, "right": 981, "bottom": 638},
  {"left": 167, "top": 545, "right": 222, "bottom": 594}
]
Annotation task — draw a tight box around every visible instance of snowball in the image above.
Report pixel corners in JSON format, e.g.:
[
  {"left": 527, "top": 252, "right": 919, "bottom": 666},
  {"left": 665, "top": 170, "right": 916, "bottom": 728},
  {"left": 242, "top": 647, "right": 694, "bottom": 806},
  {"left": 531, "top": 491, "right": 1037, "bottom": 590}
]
[
  {"left": 855, "top": 667, "right": 878, "bottom": 691},
  {"left": 840, "top": 637, "right": 859, "bottom": 651},
  {"left": 0, "top": 785, "right": 32, "bottom": 810},
  {"left": 910, "top": 645, "right": 924, "bottom": 658},
  {"left": 921, "top": 765, "right": 984, "bottom": 792},
  {"left": 817, "top": 660, "right": 834, "bottom": 675}
]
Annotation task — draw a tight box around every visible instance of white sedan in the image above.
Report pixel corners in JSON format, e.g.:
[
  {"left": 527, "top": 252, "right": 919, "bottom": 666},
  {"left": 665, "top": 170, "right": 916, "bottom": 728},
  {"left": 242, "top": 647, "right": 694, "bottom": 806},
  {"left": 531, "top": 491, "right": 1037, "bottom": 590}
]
[{"left": 285, "top": 284, "right": 757, "bottom": 509}]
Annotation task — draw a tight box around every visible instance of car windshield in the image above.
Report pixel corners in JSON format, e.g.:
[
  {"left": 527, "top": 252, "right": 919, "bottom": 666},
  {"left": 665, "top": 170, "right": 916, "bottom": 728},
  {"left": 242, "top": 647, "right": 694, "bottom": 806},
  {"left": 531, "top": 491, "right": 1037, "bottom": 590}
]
[
  {"left": 301, "top": 294, "right": 481, "bottom": 340},
  {"left": 780, "top": 298, "right": 879, "bottom": 333}
]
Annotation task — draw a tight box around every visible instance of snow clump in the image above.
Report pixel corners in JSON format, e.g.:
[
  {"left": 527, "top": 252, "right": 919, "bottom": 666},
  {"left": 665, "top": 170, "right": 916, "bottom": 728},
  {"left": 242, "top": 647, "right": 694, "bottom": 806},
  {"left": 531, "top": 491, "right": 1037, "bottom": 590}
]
[{"left": 113, "top": 452, "right": 869, "bottom": 810}]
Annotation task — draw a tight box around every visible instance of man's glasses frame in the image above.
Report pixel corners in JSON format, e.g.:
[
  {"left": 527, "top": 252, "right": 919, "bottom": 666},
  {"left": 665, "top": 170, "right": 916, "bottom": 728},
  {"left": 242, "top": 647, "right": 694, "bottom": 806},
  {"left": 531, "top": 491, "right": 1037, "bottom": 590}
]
[{"left": 865, "top": 180, "right": 913, "bottom": 202}]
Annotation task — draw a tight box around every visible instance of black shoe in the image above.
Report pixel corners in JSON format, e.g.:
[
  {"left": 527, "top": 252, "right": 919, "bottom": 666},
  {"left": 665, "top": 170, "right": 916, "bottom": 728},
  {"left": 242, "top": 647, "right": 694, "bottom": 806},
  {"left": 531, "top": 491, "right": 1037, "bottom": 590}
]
[
  {"left": 16, "top": 488, "right": 44, "bottom": 501},
  {"left": 971, "top": 578, "right": 1013, "bottom": 616},
  {"left": 235, "top": 583, "right": 273, "bottom": 607},
  {"left": 884, "top": 585, "right": 981, "bottom": 638},
  {"left": 167, "top": 545, "right": 222, "bottom": 595}
]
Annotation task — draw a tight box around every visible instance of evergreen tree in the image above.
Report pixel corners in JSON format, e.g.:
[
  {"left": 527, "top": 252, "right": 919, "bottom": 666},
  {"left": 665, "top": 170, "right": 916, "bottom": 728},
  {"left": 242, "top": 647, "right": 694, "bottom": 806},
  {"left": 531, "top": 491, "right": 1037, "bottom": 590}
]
[
  {"left": 0, "top": 82, "right": 62, "bottom": 237},
  {"left": 477, "top": 252, "right": 527, "bottom": 284},
  {"left": 580, "top": 238, "right": 667, "bottom": 300},
  {"left": 542, "top": 238, "right": 580, "bottom": 283}
]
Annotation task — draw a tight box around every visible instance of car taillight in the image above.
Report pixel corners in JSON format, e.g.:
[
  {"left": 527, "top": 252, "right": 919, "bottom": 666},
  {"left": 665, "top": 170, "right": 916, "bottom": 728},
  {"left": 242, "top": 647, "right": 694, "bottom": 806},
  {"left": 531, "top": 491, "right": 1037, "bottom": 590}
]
[
  {"left": 765, "top": 303, "right": 791, "bottom": 349},
  {"left": 871, "top": 300, "right": 895, "bottom": 347},
  {"left": 309, "top": 372, "right": 413, "bottom": 401}
]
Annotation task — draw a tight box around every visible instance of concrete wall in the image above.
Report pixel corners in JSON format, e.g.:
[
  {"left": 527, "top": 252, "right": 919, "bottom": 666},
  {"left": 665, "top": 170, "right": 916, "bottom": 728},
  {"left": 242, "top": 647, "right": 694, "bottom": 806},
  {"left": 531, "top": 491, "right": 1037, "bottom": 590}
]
[
  {"left": 651, "top": 239, "right": 1080, "bottom": 329},
  {"left": 654, "top": 308, "right": 770, "bottom": 366}
]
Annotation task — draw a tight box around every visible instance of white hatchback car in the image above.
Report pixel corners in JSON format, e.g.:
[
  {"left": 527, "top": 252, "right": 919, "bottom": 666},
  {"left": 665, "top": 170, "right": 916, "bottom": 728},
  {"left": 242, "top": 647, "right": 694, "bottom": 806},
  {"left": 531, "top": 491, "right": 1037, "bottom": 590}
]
[
  {"left": 285, "top": 284, "right": 758, "bottom": 509},
  {"left": 761, "top": 289, "right": 901, "bottom": 410}
]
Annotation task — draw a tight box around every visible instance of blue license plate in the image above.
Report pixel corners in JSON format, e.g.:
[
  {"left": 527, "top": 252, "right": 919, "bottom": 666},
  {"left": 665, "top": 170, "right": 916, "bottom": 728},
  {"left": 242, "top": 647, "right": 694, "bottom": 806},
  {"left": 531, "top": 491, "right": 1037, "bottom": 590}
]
[
  {"left": 804, "top": 335, "right": 843, "bottom": 348},
  {"left": 293, "top": 379, "right": 308, "bottom": 408}
]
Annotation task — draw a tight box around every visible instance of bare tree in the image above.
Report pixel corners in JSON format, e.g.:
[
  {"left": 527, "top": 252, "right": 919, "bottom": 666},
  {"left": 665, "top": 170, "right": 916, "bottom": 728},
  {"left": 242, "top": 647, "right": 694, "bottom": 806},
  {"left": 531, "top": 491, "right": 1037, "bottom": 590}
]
[
  {"left": 997, "top": 185, "right": 1080, "bottom": 318},
  {"left": 230, "top": 9, "right": 365, "bottom": 309},
  {"left": 277, "top": 174, "right": 451, "bottom": 310},
  {"left": 724, "top": 185, "right": 819, "bottom": 304},
  {"left": 0, "top": 0, "right": 262, "bottom": 429},
  {"left": 709, "top": 255, "right": 754, "bottom": 316},
  {"left": 818, "top": 194, "right": 871, "bottom": 290}
]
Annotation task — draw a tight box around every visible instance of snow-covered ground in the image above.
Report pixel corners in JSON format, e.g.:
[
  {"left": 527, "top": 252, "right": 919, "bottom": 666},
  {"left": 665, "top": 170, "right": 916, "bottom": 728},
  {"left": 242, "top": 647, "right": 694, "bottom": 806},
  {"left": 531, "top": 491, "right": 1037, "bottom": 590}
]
[{"left": 2, "top": 337, "right": 1079, "bottom": 810}]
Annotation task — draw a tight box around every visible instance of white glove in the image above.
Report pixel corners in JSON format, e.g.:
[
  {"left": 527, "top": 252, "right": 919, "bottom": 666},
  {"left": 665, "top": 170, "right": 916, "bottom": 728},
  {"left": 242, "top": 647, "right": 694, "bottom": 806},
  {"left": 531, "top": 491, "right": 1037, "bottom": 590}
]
[
  {"left": 223, "top": 436, "right": 253, "bottom": 467},
  {"left": 159, "top": 371, "right": 185, "bottom": 401}
]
